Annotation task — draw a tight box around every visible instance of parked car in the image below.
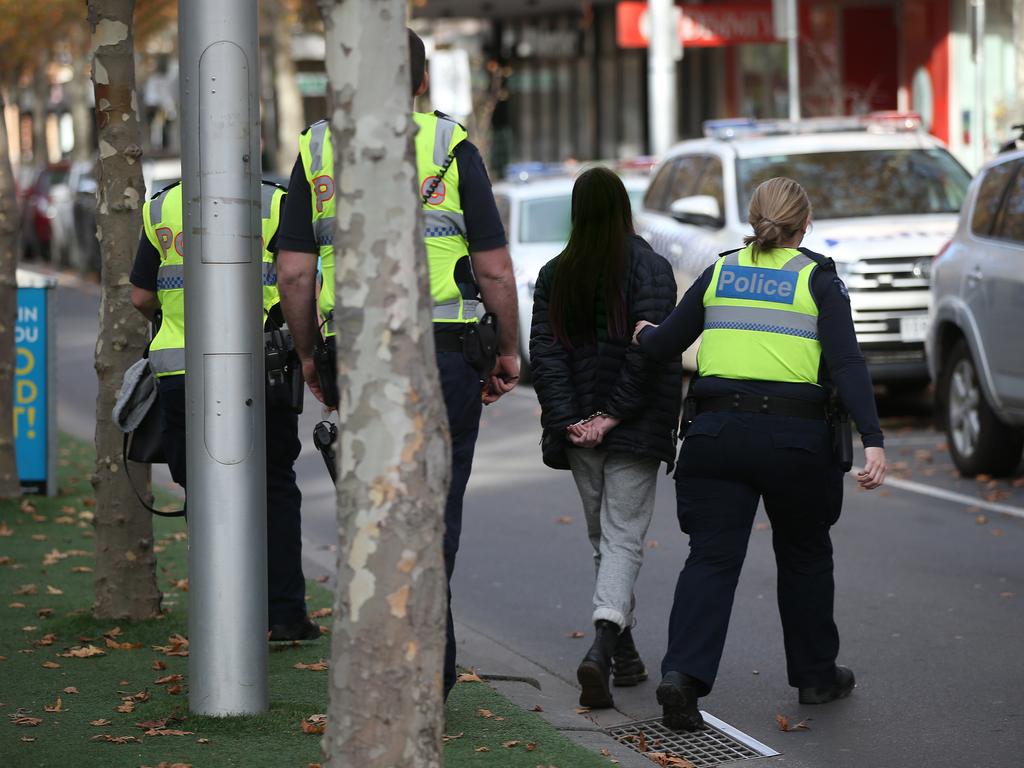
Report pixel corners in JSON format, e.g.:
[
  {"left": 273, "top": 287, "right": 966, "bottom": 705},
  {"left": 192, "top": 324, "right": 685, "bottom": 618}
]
[
  {"left": 927, "top": 149, "right": 1024, "bottom": 476},
  {"left": 492, "top": 169, "right": 650, "bottom": 371},
  {"left": 635, "top": 114, "right": 971, "bottom": 381},
  {"left": 19, "top": 162, "right": 71, "bottom": 262}
]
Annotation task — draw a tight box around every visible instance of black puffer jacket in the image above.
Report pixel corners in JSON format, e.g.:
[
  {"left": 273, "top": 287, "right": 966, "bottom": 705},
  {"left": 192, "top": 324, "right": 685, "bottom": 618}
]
[{"left": 530, "top": 235, "right": 683, "bottom": 466}]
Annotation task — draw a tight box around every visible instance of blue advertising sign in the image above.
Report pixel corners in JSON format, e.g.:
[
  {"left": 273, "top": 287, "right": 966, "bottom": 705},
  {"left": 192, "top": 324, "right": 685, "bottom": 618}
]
[{"left": 14, "top": 280, "right": 54, "bottom": 494}]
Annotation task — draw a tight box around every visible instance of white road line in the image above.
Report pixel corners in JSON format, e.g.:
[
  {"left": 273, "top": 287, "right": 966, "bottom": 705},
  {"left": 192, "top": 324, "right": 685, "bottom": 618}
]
[{"left": 853, "top": 466, "right": 1024, "bottom": 521}]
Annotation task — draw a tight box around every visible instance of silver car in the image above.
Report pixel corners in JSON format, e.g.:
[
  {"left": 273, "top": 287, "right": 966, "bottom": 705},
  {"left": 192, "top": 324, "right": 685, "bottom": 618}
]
[{"left": 928, "top": 149, "right": 1024, "bottom": 477}]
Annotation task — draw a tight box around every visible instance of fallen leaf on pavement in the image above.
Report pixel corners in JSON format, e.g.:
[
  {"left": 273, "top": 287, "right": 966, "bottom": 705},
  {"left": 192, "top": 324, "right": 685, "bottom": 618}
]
[
  {"left": 568, "top": 630, "right": 585, "bottom": 639},
  {"left": 43, "top": 698, "right": 62, "bottom": 713},
  {"left": 90, "top": 719, "right": 112, "bottom": 727},
  {"left": 754, "top": 522, "right": 770, "bottom": 531},
  {"left": 991, "top": 529, "right": 1005, "bottom": 537},
  {"left": 1000, "top": 592, "right": 1015, "bottom": 598},
  {"left": 315, "top": 575, "right": 329, "bottom": 583},
  {"left": 776, "top": 714, "right": 811, "bottom": 731},
  {"left": 575, "top": 706, "right": 591, "bottom": 714},
  {"left": 976, "top": 515, "right": 988, "bottom": 525},
  {"left": 645, "top": 752, "right": 695, "bottom": 767},
  {"left": 647, "top": 539, "right": 660, "bottom": 548},
  {"left": 293, "top": 660, "right": 328, "bottom": 671},
  {"left": 976, "top": 474, "right": 992, "bottom": 483},
  {"left": 529, "top": 704, "right": 544, "bottom": 712},
  {"left": 456, "top": 670, "right": 483, "bottom": 683},
  {"left": 556, "top": 516, "right": 574, "bottom": 525},
  {"left": 601, "top": 748, "right": 611, "bottom": 756},
  {"left": 90, "top": 734, "right": 140, "bottom": 743}
]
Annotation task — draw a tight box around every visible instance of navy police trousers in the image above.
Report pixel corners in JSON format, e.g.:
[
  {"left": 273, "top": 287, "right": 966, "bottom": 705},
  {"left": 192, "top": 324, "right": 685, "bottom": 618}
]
[
  {"left": 156, "top": 375, "right": 307, "bottom": 627},
  {"left": 663, "top": 411, "right": 845, "bottom": 695}
]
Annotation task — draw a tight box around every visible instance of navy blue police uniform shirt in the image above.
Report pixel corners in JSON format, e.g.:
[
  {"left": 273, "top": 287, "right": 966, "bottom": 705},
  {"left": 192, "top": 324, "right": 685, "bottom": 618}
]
[
  {"left": 638, "top": 253, "right": 884, "bottom": 448},
  {"left": 129, "top": 188, "right": 286, "bottom": 291},
  {"left": 275, "top": 139, "right": 507, "bottom": 255}
]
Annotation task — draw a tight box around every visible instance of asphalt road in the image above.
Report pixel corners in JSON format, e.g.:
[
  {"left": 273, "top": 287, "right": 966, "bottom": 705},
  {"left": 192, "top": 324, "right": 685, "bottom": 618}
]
[{"left": 51, "top": 278, "right": 1023, "bottom": 768}]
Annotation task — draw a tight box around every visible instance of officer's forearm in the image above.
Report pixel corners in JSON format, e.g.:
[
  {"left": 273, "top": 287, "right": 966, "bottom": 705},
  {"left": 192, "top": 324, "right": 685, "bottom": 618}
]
[
  {"left": 276, "top": 250, "right": 320, "bottom": 362},
  {"left": 472, "top": 246, "right": 518, "bottom": 356},
  {"left": 131, "top": 286, "right": 159, "bottom": 322}
]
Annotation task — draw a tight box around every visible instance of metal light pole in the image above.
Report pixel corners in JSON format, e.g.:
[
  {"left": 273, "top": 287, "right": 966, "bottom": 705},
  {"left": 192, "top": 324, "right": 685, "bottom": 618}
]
[
  {"left": 972, "top": 0, "right": 987, "bottom": 169},
  {"left": 179, "top": 0, "right": 268, "bottom": 715},
  {"left": 648, "top": 0, "right": 678, "bottom": 156},
  {"left": 786, "top": 0, "right": 800, "bottom": 122}
]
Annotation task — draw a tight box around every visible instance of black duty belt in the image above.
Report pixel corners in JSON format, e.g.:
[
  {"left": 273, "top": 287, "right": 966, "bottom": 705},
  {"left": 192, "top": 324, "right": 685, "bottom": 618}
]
[
  {"left": 433, "top": 323, "right": 473, "bottom": 353},
  {"left": 697, "top": 394, "right": 826, "bottom": 420}
]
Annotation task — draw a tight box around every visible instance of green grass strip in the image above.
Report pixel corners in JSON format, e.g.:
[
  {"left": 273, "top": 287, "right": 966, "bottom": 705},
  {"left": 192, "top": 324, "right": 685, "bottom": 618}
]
[{"left": 0, "top": 435, "right": 613, "bottom": 768}]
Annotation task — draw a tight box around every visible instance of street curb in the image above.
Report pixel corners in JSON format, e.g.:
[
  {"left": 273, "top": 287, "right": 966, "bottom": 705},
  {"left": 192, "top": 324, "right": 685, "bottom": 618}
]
[{"left": 455, "top": 619, "right": 655, "bottom": 768}]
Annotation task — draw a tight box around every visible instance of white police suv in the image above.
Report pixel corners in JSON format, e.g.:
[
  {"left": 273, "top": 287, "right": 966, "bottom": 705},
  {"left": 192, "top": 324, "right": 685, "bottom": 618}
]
[{"left": 635, "top": 115, "right": 972, "bottom": 385}]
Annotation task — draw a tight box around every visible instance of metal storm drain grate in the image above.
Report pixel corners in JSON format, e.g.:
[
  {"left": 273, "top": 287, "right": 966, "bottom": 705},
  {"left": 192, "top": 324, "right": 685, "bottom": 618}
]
[{"left": 607, "top": 712, "right": 779, "bottom": 767}]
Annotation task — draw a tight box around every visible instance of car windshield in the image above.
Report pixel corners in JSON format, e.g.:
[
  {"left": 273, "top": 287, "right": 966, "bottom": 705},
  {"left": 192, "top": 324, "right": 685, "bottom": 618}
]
[
  {"left": 520, "top": 195, "right": 571, "bottom": 244},
  {"left": 736, "top": 149, "right": 971, "bottom": 220},
  {"left": 518, "top": 188, "right": 646, "bottom": 244}
]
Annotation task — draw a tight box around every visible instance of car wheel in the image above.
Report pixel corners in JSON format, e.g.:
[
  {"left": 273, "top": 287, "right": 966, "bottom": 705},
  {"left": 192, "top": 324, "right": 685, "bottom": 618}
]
[{"left": 942, "top": 340, "right": 1024, "bottom": 477}]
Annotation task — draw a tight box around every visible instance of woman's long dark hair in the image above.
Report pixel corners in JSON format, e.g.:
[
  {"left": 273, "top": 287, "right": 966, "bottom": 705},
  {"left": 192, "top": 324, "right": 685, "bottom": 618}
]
[{"left": 549, "top": 167, "right": 633, "bottom": 346}]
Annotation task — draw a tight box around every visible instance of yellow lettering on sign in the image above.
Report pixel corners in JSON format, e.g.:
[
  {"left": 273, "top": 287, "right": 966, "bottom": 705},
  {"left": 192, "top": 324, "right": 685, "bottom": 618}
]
[{"left": 15, "top": 347, "right": 34, "bottom": 376}]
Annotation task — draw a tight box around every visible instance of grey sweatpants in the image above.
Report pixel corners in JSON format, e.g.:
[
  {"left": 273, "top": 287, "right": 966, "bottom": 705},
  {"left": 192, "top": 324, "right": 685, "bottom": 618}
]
[{"left": 566, "top": 448, "right": 660, "bottom": 630}]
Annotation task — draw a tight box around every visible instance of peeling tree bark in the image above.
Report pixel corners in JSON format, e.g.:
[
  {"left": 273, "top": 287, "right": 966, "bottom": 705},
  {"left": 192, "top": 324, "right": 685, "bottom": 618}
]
[
  {"left": 322, "top": 2, "right": 450, "bottom": 766},
  {"left": 0, "top": 90, "right": 20, "bottom": 499},
  {"left": 88, "top": 0, "right": 161, "bottom": 621}
]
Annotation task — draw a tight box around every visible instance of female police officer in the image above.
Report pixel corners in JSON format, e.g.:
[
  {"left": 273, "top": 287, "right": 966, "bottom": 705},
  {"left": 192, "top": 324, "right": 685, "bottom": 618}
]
[{"left": 634, "top": 177, "right": 887, "bottom": 732}]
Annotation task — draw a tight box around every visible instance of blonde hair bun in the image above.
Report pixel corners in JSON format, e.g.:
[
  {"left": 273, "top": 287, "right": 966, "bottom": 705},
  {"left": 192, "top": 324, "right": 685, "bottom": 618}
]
[{"left": 742, "top": 177, "right": 812, "bottom": 260}]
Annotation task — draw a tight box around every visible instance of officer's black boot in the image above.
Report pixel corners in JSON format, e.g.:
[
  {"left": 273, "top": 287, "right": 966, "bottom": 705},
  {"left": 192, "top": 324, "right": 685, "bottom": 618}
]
[
  {"left": 576, "top": 619, "right": 619, "bottom": 709},
  {"left": 657, "top": 671, "right": 706, "bottom": 732},
  {"left": 611, "top": 626, "right": 648, "bottom": 687}
]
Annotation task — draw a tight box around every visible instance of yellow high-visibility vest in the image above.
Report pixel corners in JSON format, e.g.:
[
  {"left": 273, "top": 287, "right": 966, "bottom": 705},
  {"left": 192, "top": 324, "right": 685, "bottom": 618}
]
[
  {"left": 142, "top": 181, "right": 284, "bottom": 376},
  {"left": 698, "top": 246, "right": 822, "bottom": 385}
]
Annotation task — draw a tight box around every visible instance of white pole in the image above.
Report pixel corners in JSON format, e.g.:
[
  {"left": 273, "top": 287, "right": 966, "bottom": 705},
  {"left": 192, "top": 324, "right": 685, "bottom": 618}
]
[
  {"left": 973, "top": 0, "right": 986, "bottom": 169},
  {"left": 179, "top": 0, "right": 268, "bottom": 715},
  {"left": 648, "top": 0, "right": 678, "bottom": 156},
  {"left": 787, "top": 0, "right": 800, "bottom": 122}
]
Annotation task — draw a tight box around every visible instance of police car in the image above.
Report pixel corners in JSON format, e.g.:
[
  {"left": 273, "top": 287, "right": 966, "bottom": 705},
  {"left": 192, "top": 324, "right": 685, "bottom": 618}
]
[
  {"left": 635, "top": 114, "right": 972, "bottom": 384},
  {"left": 492, "top": 166, "right": 650, "bottom": 371}
]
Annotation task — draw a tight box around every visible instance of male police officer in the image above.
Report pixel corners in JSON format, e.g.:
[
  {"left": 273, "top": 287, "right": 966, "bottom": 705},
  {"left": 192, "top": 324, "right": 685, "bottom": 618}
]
[
  {"left": 275, "top": 29, "right": 518, "bottom": 699},
  {"left": 129, "top": 179, "right": 320, "bottom": 642}
]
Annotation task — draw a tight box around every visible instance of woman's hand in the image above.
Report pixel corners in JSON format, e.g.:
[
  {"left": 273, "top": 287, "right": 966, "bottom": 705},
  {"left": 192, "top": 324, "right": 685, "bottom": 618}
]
[
  {"left": 858, "top": 446, "right": 887, "bottom": 490},
  {"left": 632, "top": 320, "right": 656, "bottom": 345}
]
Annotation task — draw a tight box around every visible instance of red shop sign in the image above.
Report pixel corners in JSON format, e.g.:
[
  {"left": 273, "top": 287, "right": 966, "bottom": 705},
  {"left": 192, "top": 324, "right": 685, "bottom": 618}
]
[{"left": 617, "top": 1, "right": 778, "bottom": 48}]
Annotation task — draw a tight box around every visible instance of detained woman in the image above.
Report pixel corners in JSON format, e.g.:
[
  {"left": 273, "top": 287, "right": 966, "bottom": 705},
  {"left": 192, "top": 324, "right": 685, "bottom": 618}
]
[{"left": 530, "top": 167, "right": 683, "bottom": 709}]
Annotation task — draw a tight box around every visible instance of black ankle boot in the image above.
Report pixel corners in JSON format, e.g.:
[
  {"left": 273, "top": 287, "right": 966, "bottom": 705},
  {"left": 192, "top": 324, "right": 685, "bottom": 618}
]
[
  {"left": 657, "top": 671, "right": 705, "bottom": 732},
  {"left": 611, "top": 627, "right": 648, "bottom": 687},
  {"left": 577, "top": 619, "right": 618, "bottom": 709}
]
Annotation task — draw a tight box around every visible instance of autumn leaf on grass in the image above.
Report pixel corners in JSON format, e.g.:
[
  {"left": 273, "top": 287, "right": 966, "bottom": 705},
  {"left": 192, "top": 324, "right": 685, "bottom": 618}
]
[
  {"left": 21, "top": 499, "right": 37, "bottom": 514},
  {"left": 474, "top": 747, "right": 490, "bottom": 753},
  {"left": 477, "top": 709, "right": 495, "bottom": 719},
  {"left": 60, "top": 644, "right": 106, "bottom": 659},
  {"left": 529, "top": 705, "right": 544, "bottom": 712},
  {"left": 35, "top": 634, "right": 57, "bottom": 647},
  {"left": 90, "top": 734, "right": 140, "bottom": 744},
  {"left": 63, "top": 687, "right": 79, "bottom": 694},
  {"left": 776, "top": 714, "right": 811, "bottom": 732},
  {"left": 166, "top": 685, "right": 184, "bottom": 695},
  {"left": 168, "top": 578, "right": 189, "bottom": 592},
  {"left": 46, "top": 585, "right": 63, "bottom": 596},
  {"left": 135, "top": 719, "right": 168, "bottom": 730},
  {"left": 10, "top": 713, "right": 43, "bottom": 727},
  {"left": 90, "top": 719, "right": 112, "bottom": 727},
  {"left": 144, "top": 728, "right": 195, "bottom": 737},
  {"left": 155, "top": 674, "right": 184, "bottom": 686},
  {"left": 442, "top": 732, "right": 464, "bottom": 743},
  {"left": 41, "top": 661, "right": 61, "bottom": 669},
  {"left": 0, "top": 521, "right": 13, "bottom": 537},
  {"left": 20, "top": 736, "right": 35, "bottom": 742},
  {"left": 309, "top": 607, "right": 332, "bottom": 619},
  {"left": 15, "top": 584, "right": 37, "bottom": 596},
  {"left": 301, "top": 714, "right": 326, "bottom": 735},
  {"left": 293, "top": 659, "right": 328, "bottom": 671},
  {"left": 152, "top": 660, "right": 167, "bottom": 671},
  {"left": 37, "top": 608, "right": 53, "bottom": 618},
  {"left": 31, "top": 534, "right": 47, "bottom": 542},
  {"left": 71, "top": 566, "right": 92, "bottom": 573},
  {"left": 153, "top": 634, "right": 189, "bottom": 656},
  {"left": 44, "top": 698, "right": 63, "bottom": 713},
  {"left": 116, "top": 701, "right": 136, "bottom": 714},
  {"left": 8, "top": 602, "right": 25, "bottom": 609},
  {"left": 503, "top": 740, "right": 521, "bottom": 748},
  {"left": 55, "top": 516, "right": 75, "bottom": 525},
  {"left": 106, "top": 637, "right": 145, "bottom": 651},
  {"left": 124, "top": 690, "right": 151, "bottom": 703},
  {"left": 456, "top": 670, "right": 483, "bottom": 683}
]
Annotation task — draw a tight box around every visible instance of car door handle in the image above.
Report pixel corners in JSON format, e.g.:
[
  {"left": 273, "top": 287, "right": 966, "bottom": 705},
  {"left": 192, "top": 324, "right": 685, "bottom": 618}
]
[{"left": 966, "top": 266, "right": 983, "bottom": 285}]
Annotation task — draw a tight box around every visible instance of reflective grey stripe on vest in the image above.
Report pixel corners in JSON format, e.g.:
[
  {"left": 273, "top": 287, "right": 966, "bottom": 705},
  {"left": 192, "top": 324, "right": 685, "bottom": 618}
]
[
  {"left": 150, "top": 347, "right": 185, "bottom": 375},
  {"left": 723, "top": 251, "right": 813, "bottom": 271},
  {"left": 309, "top": 121, "right": 329, "bottom": 174},
  {"left": 423, "top": 209, "right": 467, "bottom": 239},
  {"left": 704, "top": 305, "right": 819, "bottom": 340},
  {"left": 313, "top": 219, "right": 333, "bottom": 246},
  {"left": 262, "top": 261, "right": 277, "bottom": 287},
  {"left": 433, "top": 117, "right": 457, "bottom": 165},
  {"left": 261, "top": 184, "right": 278, "bottom": 218},
  {"left": 433, "top": 299, "right": 479, "bottom": 320},
  {"left": 156, "top": 264, "right": 184, "bottom": 291},
  {"left": 149, "top": 190, "right": 167, "bottom": 227}
]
